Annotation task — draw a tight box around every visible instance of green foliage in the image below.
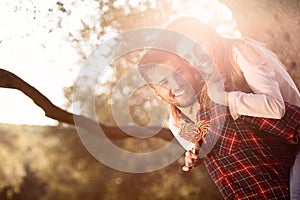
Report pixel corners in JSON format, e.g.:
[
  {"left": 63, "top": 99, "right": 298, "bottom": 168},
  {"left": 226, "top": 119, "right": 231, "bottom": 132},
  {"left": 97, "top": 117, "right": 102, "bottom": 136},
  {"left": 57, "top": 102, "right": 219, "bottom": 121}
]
[
  {"left": 61, "top": 0, "right": 177, "bottom": 126},
  {"left": 0, "top": 127, "right": 26, "bottom": 199},
  {"left": 0, "top": 123, "right": 222, "bottom": 199},
  {"left": 1, "top": 0, "right": 235, "bottom": 199}
]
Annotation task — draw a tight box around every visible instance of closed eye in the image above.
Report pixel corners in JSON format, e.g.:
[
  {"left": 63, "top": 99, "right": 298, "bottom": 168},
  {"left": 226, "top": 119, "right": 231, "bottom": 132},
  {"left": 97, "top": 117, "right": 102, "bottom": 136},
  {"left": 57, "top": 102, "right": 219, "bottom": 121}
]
[
  {"left": 159, "top": 79, "right": 168, "bottom": 86},
  {"left": 175, "top": 68, "right": 184, "bottom": 74}
]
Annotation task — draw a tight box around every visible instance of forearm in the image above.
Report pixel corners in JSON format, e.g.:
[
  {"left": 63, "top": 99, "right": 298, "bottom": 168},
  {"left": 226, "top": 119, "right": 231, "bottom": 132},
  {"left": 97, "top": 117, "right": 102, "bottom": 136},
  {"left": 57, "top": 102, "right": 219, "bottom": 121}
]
[{"left": 228, "top": 91, "right": 285, "bottom": 120}]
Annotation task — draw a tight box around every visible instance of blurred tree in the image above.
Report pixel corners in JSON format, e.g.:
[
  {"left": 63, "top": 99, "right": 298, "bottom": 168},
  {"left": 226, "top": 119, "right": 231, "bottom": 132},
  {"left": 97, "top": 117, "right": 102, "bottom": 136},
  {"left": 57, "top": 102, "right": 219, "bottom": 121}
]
[
  {"left": 2, "top": 0, "right": 299, "bottom": 199},
  {"left": 220, "top": 0, "right": 300, "bottom": 88},
  {"left": 0, "top": 127, "right": 27, "bottom": 199},
  {"left": 1, "top": 0, "right": 226, "bottom": 199},
  {"left": 0, "top": 123, "right": 222, "bottom": 200}
]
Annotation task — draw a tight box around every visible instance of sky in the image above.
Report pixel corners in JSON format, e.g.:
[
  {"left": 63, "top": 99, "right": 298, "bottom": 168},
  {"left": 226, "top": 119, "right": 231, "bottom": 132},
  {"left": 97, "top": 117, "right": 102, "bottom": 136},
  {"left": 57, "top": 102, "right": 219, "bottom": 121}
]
[
  {"left": 0, "top": 0, "right": 237, "bottom": 125},
  {"left": 0, "top": 0, "right": 89, "bottom": 125}
]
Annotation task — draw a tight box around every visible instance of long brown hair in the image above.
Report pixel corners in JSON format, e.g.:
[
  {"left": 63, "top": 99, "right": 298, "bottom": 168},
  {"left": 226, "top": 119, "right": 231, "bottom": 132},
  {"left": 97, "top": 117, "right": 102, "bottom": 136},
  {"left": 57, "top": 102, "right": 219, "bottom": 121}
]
[
  {"left": 166, "top": 17, "right": 252, "bottom": 109},
  {"left": 138, "top": 17, "right": 252, "bottom": 119}
]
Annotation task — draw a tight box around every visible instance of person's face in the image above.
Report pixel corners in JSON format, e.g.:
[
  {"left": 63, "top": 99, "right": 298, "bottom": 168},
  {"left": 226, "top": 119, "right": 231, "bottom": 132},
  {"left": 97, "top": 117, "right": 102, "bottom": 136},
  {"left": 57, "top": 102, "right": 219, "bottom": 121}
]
[{"left": 145, "top": 57, "right": 202, "bottom": 107}]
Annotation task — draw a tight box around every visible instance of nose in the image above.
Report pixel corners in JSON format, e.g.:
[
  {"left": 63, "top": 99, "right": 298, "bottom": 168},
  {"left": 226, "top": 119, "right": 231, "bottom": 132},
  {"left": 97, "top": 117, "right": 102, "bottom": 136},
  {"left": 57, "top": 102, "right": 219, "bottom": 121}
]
[{"left": 166, "top": 76, "right": 182, "bottom": 93}]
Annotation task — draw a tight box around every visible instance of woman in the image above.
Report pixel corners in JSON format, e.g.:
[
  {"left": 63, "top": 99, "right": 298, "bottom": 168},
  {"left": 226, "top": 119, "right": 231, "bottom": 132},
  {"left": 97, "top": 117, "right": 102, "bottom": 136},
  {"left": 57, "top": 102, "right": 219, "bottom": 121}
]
[{"left": 138, "top": 17, "right": 300, "bottom": 199}]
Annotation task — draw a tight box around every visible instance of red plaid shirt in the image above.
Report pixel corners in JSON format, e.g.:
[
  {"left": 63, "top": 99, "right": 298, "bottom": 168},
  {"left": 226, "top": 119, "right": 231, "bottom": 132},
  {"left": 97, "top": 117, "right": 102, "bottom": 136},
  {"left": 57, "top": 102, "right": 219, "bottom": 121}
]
[{"left": 179, "top": 102, "right": 300, "bottom": 199}]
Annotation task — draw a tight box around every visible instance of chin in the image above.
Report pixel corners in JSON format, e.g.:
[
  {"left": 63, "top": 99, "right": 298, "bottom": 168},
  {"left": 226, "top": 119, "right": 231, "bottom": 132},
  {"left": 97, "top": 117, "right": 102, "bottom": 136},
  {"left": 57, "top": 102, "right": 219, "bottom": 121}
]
[{"left": 178, "top": 98, "right": 196, "bottom": 107}]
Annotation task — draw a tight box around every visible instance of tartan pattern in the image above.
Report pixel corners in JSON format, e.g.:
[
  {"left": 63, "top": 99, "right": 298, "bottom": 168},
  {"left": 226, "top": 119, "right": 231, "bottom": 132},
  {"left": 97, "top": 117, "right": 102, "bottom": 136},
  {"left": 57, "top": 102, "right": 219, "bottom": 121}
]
[
  {"left": 179, "top": 102, "right": 300, "bottom": 199},
  {"left": 240, "top": 103, "right": 300, "bottom": 144}
]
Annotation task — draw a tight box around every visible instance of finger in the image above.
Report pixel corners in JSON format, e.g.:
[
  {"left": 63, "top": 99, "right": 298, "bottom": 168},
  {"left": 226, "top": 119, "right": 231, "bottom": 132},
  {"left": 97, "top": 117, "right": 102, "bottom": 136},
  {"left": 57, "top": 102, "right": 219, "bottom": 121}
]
[
  {"left": 192, "top": 147, "right": 200, "bottom": 155},
  {"left": 190, "top": 153, "right": 198, "bottom": 159},
  {"left": 186, "top": 151, "right": 198, "bottom": 159},
  {"left": 185, "top": 156, "right": 193, "bottom": 166},
  {"left": 185, "top": 151, "right": 191, "bottom": 157},
  {"left": 186, "top": 157, "right": 200, "bottom": 168},
  {"left": 182, "top": 165, "right": 190, "bottom": 172},
  {"left": 185, "top": 153, "right": 197, "bottom": 164}
]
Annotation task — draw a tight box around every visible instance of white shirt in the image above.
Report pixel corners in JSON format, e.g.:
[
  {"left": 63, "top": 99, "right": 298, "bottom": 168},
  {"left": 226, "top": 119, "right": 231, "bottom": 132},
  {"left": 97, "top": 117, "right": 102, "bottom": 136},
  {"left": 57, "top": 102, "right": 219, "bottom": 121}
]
[
  {"left": 168, "top": 103, "right": 199, "bottom": 150},
  {"left": 228, "top": 39, "right": 300, "bottom": 120},
  {"left": 168, "top": 39, "right": 300, "bottom": 150},
  {"left": 168, "top": 113, "right": 194, "bottom": 151}
]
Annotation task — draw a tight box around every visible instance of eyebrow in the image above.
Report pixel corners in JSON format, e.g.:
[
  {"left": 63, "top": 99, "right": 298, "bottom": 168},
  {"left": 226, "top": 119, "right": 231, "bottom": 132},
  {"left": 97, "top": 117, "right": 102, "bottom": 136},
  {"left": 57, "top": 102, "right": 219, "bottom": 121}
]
[
  {"left": 175, "top": 68, "right": 183, "bottom": 73},
  {"left": 159, "top": 78, "right": 168, "bottom": 85}
]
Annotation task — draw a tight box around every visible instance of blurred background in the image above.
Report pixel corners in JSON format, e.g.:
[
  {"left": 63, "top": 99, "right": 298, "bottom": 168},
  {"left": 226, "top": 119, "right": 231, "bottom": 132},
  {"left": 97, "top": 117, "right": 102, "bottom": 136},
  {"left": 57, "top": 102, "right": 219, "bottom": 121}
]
[{"left": 0, "top": 0, "right": 299, "bottom": 199}]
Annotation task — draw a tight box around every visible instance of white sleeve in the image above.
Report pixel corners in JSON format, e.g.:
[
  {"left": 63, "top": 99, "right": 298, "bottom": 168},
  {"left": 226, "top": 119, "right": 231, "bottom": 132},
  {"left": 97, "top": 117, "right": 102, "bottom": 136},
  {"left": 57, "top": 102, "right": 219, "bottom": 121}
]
[
  {"left": 228, "top": 46, "right": 285, "bottom": 120},
  {"left": 168, "top": 114, "right": 194, "bottom": 151}
]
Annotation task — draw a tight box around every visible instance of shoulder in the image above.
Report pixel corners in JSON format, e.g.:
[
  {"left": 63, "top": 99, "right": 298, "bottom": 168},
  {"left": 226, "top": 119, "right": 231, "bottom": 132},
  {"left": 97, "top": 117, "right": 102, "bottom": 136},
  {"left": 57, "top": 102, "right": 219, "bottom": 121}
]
[{"left": 230, "top": 38, "right": 269, "bottom": 70}]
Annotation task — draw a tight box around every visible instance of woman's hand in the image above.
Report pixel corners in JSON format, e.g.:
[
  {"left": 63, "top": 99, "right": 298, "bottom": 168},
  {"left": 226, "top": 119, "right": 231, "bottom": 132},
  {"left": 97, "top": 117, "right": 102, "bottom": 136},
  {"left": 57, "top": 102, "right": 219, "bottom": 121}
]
[{"left": 182, "top": 143, "right": 201, "bottom": 172}]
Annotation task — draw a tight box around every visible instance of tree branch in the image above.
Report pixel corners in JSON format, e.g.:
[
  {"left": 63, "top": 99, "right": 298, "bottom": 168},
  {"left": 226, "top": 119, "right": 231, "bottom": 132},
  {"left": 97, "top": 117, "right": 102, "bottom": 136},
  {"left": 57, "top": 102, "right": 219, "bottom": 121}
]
[{"left": 0, "top": 68, "right": 173, "bottom": 141}]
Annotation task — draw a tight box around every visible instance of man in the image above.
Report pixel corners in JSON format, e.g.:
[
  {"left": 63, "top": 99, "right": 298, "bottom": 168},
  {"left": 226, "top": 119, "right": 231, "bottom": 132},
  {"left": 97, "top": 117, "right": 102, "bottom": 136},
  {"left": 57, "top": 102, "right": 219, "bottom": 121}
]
[{"left": 138, "top": 17, "right": 300, "bottom": 199}]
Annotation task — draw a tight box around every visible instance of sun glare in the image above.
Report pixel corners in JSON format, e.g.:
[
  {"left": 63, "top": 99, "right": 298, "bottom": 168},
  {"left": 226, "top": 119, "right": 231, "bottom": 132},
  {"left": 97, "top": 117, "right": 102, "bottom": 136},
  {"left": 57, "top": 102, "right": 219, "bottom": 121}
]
[{"left": 0, "top": 0, "right": 237, "bottom": 125}]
